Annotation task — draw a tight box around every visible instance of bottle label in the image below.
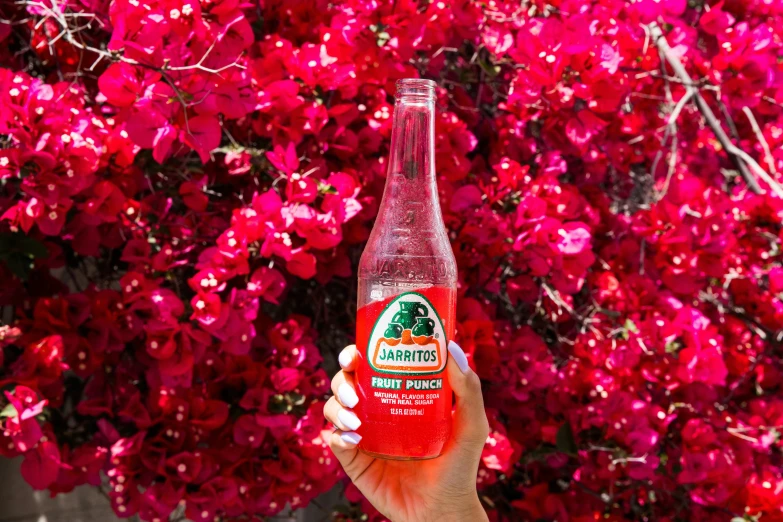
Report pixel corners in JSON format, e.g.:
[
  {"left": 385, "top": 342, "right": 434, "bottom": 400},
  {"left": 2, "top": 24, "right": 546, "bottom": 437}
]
[{"left": 366, "top": 291, "right": 447, "bottom": 375}]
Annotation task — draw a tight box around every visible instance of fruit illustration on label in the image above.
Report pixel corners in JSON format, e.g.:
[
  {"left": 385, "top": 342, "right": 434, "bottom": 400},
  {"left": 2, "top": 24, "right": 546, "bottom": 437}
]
[{"left": 368, "top": 292, "right": 447, "bottom": 374}]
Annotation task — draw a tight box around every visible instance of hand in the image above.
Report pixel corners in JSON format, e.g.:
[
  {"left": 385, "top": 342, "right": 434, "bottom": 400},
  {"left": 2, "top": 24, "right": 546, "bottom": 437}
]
[{"left": 324, "top": 341, "right": 490, "bottom": 522}]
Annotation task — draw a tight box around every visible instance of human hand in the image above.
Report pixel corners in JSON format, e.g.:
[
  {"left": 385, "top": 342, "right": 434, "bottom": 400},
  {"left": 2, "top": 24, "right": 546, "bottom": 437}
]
[{"left": 324, "top": 341, "right": 490, "bottom": 522}]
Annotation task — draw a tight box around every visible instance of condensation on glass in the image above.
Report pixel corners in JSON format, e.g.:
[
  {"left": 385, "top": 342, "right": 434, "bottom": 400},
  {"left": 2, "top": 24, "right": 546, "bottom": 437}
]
[
  {"left": 358, "top": 79, "right": 457, "bottom": 303},
  {"left": 354, "top": 78, "right": 457, "bottom": 460}
]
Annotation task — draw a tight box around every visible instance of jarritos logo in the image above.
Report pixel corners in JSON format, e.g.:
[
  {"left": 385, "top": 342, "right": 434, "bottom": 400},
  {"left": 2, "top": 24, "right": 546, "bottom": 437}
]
[{"left": 367, "top": 292, "right": 447, "bottom": 375}]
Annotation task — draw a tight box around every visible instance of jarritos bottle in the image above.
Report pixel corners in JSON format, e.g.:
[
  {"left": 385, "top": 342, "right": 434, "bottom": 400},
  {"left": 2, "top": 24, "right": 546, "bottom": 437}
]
[{"left": 355, "top": 79, "right": 457, "bottom": 460}]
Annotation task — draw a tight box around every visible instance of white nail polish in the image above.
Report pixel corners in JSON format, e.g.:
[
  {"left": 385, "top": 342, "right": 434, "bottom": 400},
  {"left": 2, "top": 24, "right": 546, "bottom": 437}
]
[
  {"left": 340, "top": 431, "right": 362, "bottom": 445},
  {"left": 337, "top": 382, "right": 359, "bottom": 408},
  {"left": 337, "top": 409, "right": 362, "bottom": 431},
  {"left": 448, "top": 340, "right": 470, "bottom": 373},
  {"left": 338, "top": 349, "right": 353, "bottom": 369}
]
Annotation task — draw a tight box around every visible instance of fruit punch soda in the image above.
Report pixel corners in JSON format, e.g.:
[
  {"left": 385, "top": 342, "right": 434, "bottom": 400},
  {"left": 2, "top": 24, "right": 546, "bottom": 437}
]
[{"left": 354, "top": 79, "right": 457, "bottom": 460}]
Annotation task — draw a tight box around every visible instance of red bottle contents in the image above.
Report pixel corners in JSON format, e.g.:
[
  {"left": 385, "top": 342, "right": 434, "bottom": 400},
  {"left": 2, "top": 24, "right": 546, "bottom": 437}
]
[
  {"left": 355, "top": 287, "right": 455, "bottom": 459},
  {"left": 355, "top": 79, "right": 457, "bottom": 460}
]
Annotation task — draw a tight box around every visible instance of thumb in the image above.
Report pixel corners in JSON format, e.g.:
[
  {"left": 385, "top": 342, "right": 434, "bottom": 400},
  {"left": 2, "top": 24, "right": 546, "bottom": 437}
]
[{"left": 447, "top": 341, "right": 489, "bottom": 452}]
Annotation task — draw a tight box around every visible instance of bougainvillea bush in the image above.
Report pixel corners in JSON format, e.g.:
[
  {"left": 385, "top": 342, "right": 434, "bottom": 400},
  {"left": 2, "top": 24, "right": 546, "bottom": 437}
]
[{"left": 1, "top": 0, "right": 783, "bottom": 520}]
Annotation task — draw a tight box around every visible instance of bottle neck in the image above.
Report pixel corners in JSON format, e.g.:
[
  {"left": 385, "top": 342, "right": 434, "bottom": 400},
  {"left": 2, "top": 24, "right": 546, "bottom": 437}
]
[
  {"left": 376, "top": 93, "right": 441, "bottom": 241},
  {"left": 387, "top": 95, "right": 436, "bottom": 186}
]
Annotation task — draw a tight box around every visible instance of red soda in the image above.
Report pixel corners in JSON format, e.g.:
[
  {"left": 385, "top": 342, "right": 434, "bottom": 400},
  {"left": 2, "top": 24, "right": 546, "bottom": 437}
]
[{"left": 354, "top": 79, "right": 457, "bottom": 460}]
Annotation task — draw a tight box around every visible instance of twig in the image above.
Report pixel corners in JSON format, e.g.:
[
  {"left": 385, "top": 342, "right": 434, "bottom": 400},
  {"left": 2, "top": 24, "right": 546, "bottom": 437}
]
[
  {"left": 743, "top": 106, "right": 778, "bottom": 176},
  {"left": 651, "top": 79, "right": 692, "bottom": 200},
  {"left": 611, "top": 454, "right": 649, "bottom": 466},
  {"left": 167, "top": 17, "right": 246, "bottom": 74},
  {"left": 668, "top": 89, "right": 694, "bottom": 127},
  {"left": 20, "top": 0, "right": 246, "bottom": 141},
  {"left": 659, "top": 134, "right": 678, "bottom": 199},
  {"left": 717, "top": 97, "right": 739, "bottom": 139},
  {"left": 733, "top": 147, "right": 783, "bottom": 198},
  {"left": 648, "top": 22, "right": 765, "bottom": 195},
  {"left": 541, "top": 283, "right": 602, "bottom": 338}
]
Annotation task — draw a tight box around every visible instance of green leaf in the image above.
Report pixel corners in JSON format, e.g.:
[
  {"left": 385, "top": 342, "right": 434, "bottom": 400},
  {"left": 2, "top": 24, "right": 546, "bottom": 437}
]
[
  {"left": 17, "top": 236, "right": 49, "bottom": 259},
  {"left": 0, "top": 234, "right": 49, "bottom": 281},
  {"left": 556, "top": 421, "right": 577, "bottom": 455},
  {"left": 665, "top": 341, "right": 681, "bottom": 354},
  {"left": 0, "top": 234, "right": 11, "bottom": 254},
  {"left": 319, "top": 183, "right": 338, "bottom": 195},
  {"left": 731, "top": 517, "right": 747, "bottom": 522},
  {"left": 0, "top": 403, "right": 18, "bottom": 419},
  {"left": 623, "top": 319, "right": 639, "bottom": 334},
  {"left": 289, "top": 392, "right": 307, "bottom": 406},
  {"left": 5, "top": 255, "right": 31, "bottom": 280}
]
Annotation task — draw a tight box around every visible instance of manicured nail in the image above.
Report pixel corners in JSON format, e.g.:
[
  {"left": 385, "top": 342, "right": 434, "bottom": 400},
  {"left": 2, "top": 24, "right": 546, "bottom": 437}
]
[
  {"left": 338, "top": 348, "right": 353, "bottom": 369},
  {"left": 337, "top": 409, "right": 362, "bottom": 431},
  {"left": 448, "top": 341, "right": 469, "bottom": 374},
  {"left": 337, "top": 382, "right": 359, "bottom": 408},
  {"left": 340, "top": 431, "right": 362, "bottom": 445}
]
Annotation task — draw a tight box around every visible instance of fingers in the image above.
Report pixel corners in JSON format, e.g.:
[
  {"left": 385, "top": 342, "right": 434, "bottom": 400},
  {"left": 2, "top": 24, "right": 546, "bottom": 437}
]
[
  {"left": 325, "top": 344, "right": 362, "bottom": 434},
  {"left": 324, "top": 395, "right": 362, "bottom": 431},
  {"left": 338, "top": 344, "right": 358, "bottom": 372},
  {"left": 447, "top": 341, "right": 490, "bottom": 452},
  {"left": 328, "top": 428, "right": 361, "bottom": 465},
  {"left": 327, "top": 344, "right": 361, "bottom": 428},
  {"left": 330, "top": 370, "right": 359, "bottom": 408},
  {"left": 325, "top": 344, "right": 374, "bottom": 482},
  {"left": 328, "top": 428, "right": 374, "bottom": 482}
]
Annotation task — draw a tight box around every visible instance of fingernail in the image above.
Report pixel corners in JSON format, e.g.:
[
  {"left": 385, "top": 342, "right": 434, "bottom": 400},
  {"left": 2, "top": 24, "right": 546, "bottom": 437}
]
[
  {"left": 340, "top": 431, "right": 362, "bottom": 445},
  {"left": 337, "top": 382, "right": 359, "bottom": 408},
  {"left": 337, "top": 409, "right": 362, "bottom": 431},
  {"left": 448, "top": 341, "right": 469, "bottom": 374},
  {"left": 338, "top": 349, "right": 353, "bottom": 369}
]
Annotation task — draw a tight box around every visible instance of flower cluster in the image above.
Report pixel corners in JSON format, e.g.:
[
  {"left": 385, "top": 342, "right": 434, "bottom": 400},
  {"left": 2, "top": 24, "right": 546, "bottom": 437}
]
[{"left": 1, "top": 0, "right": 783, "bottom": 520}]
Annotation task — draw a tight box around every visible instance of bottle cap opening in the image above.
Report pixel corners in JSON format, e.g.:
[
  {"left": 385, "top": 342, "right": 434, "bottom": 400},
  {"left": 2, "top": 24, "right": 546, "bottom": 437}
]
[{"left": 395, "top": 79, "right": 436, "bottom": 101}]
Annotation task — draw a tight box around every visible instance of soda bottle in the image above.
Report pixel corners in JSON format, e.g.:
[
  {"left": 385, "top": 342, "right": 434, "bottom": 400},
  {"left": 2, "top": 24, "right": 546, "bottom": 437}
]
[{"left": 354, "top": 78, "right": 458, "bottom": 460}]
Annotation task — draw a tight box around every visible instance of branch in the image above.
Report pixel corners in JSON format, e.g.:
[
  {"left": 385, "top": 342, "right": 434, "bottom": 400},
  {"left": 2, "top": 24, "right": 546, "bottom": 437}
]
[
  {"left": 20, "top": 0, "right": 245, "bottom": 78},
  {"left": 743, "top": 106, "right": 778, "bottom": 176},
  {"left": 19, "top": 0, "right": 246, "bottom": 139},
  {"left": 166, "top": 16, "right": 246, "bottom": 74},
  {"left": 651, "top": 89, "right": 691, "bottom": 198},
  {"left": 648, "top": 22, "right": 767, "bottom": 195}
]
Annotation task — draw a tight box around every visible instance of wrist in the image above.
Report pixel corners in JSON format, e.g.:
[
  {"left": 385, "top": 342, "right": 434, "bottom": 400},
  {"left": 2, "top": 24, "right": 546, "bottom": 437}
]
[
  {"left": 462, "top": 498, "right": 489, "bottom": 522},
  {"left": 431, "top": 495, "right": 487, "bottom": 522},
  {"left": 459, "top": 501, "right": 488, "bottom": 522}
]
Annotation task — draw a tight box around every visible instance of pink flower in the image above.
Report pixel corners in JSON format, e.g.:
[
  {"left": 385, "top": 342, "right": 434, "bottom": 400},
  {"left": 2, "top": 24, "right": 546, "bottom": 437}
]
[
  {"left": 271, "top": 368, "right": 300, "bottom": 392},
  {"left": 482, "top": 430, "right": 516, "bottom": 473},
  {"left": 3, "top": 387, "right": 46, "bottom": 453},
  {"left": 700, "top": 2, "right": 735, "bottom": 35},
  {"left": 557, "top": 222, "right": 592, "bottom": 255},
  {"left": 286, "top": 250, "right": 317, "bottom": 279},
  {"left": 180, "top": 177, "right": 209, "bottom": 212},
  {"left": 247, "top": 267, "right": 286, "bottom": 304},
  {"left": 233, "top": 415, "right": 265, "bottom": 448},
  {"left": 678, "top": 451, "right": 714, "bottom": 484},
  {"left": 190, "top": 293, "right": 223, "bottom": 326},
  {"left": 181, "top": 115, "right": 222, "bottom": 164},
  {"left": 98, "top": 62, "right": 149, "bottom": 107},
  {"left": 266, "top": 142, "right": 299, "bottom": 175},
  {"left": 677, "top": 345, "right": 728, "bottom": 387},
  {"left": 165, "top": 452, "right": 202, "bottom": 483},
  {"left": 20, "top": 441, "right": 60, "bottom": 490},
  {"left": 450, "top": 185, "right": 483, "bottom": 213}
]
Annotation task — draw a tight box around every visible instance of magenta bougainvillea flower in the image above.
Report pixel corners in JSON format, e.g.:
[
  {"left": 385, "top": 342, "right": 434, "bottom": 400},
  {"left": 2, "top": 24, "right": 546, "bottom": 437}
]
[{"left": 1, "top": 0, "right": 783, "bottom": 520}]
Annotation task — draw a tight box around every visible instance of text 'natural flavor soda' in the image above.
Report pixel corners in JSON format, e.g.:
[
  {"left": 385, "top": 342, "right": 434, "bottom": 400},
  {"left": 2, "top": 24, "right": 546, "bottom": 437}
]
[{"left": 355, "top": 79, "right": 457, "bottom": 460}]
